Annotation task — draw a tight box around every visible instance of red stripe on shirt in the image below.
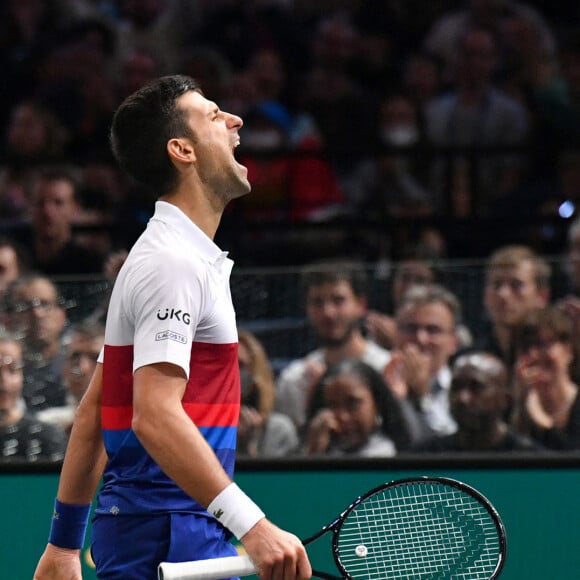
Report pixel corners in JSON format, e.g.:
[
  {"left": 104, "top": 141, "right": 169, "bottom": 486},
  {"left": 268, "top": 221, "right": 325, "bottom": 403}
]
[
  {"left": 183, "top": 402, "right": 240, "bottom": 427},
  {"left": 101, "top": 402, "right": 239, "bottom": 430},
  {"left": 102, "top": 344, "right": 134, "bottom": 406},
  {"left": 102, "top": 404, "right": 133, "bottom": 430}
]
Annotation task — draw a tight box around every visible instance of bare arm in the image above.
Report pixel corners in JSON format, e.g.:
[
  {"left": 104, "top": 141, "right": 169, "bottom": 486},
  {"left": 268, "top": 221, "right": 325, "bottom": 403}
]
[
  {"left": 57, "top": 364, "right": 107, "bottom": 501},
  {"left": 133, "top": 362, "right": 311, "bottom": 580},
  {"left": 34, "top": 365, "right": 107, "bottom": 579}
]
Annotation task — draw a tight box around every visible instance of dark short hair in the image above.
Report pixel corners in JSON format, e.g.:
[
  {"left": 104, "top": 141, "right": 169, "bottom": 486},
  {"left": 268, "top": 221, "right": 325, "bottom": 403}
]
[
  {"left": 514, "top": 306, "right": 574, "bottom": 352},
  {"left": 307, "top": 359, "right": 412, "bottom": 450},
  {"left": 110, "top": 75, "right": 201, "bottom": 195},
  {"left": 300, "top": 260, "right": 368, "bottom": 299}
]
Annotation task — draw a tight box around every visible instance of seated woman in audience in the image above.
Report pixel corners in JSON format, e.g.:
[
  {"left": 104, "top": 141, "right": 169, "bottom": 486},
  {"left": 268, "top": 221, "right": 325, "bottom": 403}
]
[
  {"left": 303, "top": 359, "right": 412, "bottom": 457},
  {"left": 0, "top": 330, "right": 67, "bottom": 462},
  {"left": 512, "top": 306, "right": 580, "bottom": 450},
  {"left": 237, "top": 328, "right": 299, "bottom": 457},
  {"left": 407, "top": 350, "right": 540, "bottom": 454}
]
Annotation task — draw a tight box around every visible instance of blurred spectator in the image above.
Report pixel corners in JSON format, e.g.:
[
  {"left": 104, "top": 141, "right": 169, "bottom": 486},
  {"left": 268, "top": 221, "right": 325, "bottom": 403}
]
[
  {"left": 116, "top": 47, "right": 162, "bottom": 100},
  {"left": 299, "top": 11, "right": 377, "bottom": 175},
  {"left": 0, "top": 238, "right": 29, "bottom": 300},
  {"left": 114, "top": 0, "right": 204, "bottom": 74},
  {"left": 408, "top": 350, "right": 540, "bottom": 453},
  {"left": 424, "top": 26, "right": 531, "bottom": 216},
  {"left": 512, "top": 306, "right": 580, "bottom": 450},
  {"left": 0, "top": 99, "right": 69, "bottom": 221},
  {"left": 490, "top": 150, "right": 580, "bottom": 220},
  {"left": 526, "top": 32, "right": 580, "bottom": 147},
  {"left": 555, "top": 218, "right": 580, "bottom": 380},
  {"left": 476, "top": 244, "right": 551, "bottom": 369},
  {"left": 236, "top": 101, "right": 344, "bottom": 223},
  {"left": 366, "top": 247, "right": 437, "bottom": 351},
  {"left": 37, "top": 318, "right": 104, "bottom": 434},
  {"left": 3, "top": 274, "right": 69, "bottom": 412},
  {"left": 0, "top": 0, "right": 80, "bottom": 126},
  {"left": 423, "top": 0, "right": 557, "bottom": 84},
  {"left": 180, "top": 46, "right": 232, "bottom": 105},
  {"left": 0, "top": 329, "right": 67, "bottom": 462},
  {"left": 342, "top": 93, "right": 435, "bottom": 219},
  {"left": 20, "top": 166, "right": 105, "bottom": 275},
  {"left": 303, "top": 359, "right": 412, "bottom": 457},
  {"left": 276, "top": 260, "right": 391, "bottom": 433},
  {"left": 237, "top": 328, "right": 299, "bottom": 457},
  {"left": 33, "top": 17, "right": 119, "bottom": 161},
  {"left": 402, "top": 51, "right": 445, "bottom": 110},
  {"left": 383, "top": 284, "right": 464, "bottom": 436}
]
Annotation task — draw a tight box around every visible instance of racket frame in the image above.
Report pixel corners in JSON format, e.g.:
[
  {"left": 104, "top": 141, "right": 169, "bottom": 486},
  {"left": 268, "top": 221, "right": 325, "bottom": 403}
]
[{"left": 314, "top": 475, "right": 507, "bottom": 580}]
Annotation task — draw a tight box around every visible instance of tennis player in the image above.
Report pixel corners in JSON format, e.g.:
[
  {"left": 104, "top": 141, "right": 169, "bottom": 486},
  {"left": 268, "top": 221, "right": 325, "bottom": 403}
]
[{"left": 33, "top": 75, "right": 311, "bottom": 580}]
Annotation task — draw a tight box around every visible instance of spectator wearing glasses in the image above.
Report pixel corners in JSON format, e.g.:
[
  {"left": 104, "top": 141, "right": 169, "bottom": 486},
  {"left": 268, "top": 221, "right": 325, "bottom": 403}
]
[
  {"left": 3, "top": 274, "right": 69, "bottom": 412},
  {"left": 37, "top": 319, "right": 104, "bottom": 434},
  {"left": 512, "top": 306, "right": 580, "bottom": 450},
  {"left": 383, "top": 284, "right": 464, "bottom": 437},
  {"left": 0, "top": 329, "right": 67, "bottom": 462}
]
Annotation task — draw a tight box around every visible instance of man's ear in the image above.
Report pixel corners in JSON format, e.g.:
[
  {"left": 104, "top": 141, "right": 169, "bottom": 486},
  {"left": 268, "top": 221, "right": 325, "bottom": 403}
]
[{"left": 167, "top": 138, "right": 196, "bottom": 165}]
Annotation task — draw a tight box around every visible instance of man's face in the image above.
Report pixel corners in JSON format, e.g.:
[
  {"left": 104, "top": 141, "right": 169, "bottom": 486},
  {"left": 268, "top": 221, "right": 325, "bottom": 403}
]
[
  {"left": 396, "top": 302, "right": 458, "bottom": 375},
  {"left": 8, "top": 279, "right": 66, "bottom": 349},
  {"left": 484, "top": 261, "right": 547, "bottom": 328},
  {"left": 449, "top": 360, "right": 504, "bottom": 432},
  {"left": 63, "top": 332, "right": 102, "bottom": 401},
  {"left": 306, "top": 281, "right": 366, "bottom": 348},
  {"left": 176, "top": 91, "right": 250, "bottom": 206},
  {"left": 0, "top": 340, "right": 23, "bottom": 415},
  {"left": 31, "top": 178, "right": 78, "bottom": 239}
]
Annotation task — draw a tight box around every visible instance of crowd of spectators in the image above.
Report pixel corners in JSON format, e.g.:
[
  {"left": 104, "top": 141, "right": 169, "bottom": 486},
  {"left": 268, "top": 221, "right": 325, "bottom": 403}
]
[
  {"left": 0, "top": 1, "right": 579, "bottom": 264},
  {"left": 0, "top": 0, "right": 580, "bottom": 462}
]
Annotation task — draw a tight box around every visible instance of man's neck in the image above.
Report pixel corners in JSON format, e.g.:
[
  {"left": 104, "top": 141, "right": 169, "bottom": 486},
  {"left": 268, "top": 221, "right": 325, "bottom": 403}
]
[
  {"left": 34, "top": 231, "right": 71, "bottom": 262},
  {"left": 456, "top": 422, "right": 508, "bottom": 450},
  {"left": 323, "top": 331, "right": 368, "bottom": 365}
]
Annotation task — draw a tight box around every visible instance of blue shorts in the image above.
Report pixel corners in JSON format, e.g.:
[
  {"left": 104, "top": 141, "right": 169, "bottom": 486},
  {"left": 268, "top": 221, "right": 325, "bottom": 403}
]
[{"left": 91, "top": 512, "right": 239, "bottom": 580}]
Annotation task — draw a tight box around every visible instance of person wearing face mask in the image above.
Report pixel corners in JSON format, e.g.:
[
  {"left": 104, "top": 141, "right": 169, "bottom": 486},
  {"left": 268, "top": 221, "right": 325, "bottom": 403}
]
[
  {"left": 235, "top": 101, "right": 344, "bottom": 227},
  {"left": 237, "top": 329, "right": 299, "bottom": 457},
  {"left": 342, "top": 93, "right": 435, "bottom": 219}
]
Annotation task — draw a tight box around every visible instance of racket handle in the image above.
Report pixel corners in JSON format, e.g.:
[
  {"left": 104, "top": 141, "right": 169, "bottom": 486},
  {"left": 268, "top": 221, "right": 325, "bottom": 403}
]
[{"left": 158, "top": 555, "right": 257, "bottom": 580}]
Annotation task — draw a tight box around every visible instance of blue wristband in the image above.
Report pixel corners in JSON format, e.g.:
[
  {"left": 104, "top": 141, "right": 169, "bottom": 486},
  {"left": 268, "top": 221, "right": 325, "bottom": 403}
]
[{"left": 48, "top": 499, "right": 91, "bottom": 549}]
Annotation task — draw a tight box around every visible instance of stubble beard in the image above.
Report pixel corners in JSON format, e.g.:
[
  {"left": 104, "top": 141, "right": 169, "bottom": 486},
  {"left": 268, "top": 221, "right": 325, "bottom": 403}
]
[{"left": 319, "top": 319, "right": 359, "bottom": 349}]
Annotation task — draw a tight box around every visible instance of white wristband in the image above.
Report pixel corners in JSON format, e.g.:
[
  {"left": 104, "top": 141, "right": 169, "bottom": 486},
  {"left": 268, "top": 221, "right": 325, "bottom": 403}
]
[{"left": 208, "top": 483, "right": 265, "bottom": 540}]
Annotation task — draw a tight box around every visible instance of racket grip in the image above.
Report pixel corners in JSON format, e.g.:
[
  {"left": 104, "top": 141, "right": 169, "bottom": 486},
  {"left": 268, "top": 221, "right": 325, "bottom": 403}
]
[{"left": 158, "top": 555, "right": 257, "bottom": 580}]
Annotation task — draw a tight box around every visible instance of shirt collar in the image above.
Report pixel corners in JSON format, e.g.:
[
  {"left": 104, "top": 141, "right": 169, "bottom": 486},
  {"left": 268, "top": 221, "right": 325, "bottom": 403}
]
[{"left": 150, "top": 201, "right": 230, "bottom": 266}]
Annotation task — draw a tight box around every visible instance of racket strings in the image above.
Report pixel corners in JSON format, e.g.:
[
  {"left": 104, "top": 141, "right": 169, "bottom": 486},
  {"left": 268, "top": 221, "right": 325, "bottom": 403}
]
[{"left": 336, "top": 482, "right": 502, "bottom": 580}]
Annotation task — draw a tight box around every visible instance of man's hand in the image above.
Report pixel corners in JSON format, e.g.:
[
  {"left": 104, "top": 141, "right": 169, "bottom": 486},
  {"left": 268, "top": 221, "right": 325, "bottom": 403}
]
[
  {"left": 33, "top": 544, "right": 82, "bottom": 580},
  {"left": 241, "top": 518, "right": 312, "bottom": 580}
]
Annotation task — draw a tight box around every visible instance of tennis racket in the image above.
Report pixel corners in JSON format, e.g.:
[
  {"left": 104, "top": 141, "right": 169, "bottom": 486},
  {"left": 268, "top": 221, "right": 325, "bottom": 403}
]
[{"left": 158, "top": 476, "right": 506, "bottom": 580}]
